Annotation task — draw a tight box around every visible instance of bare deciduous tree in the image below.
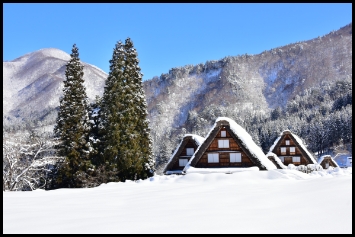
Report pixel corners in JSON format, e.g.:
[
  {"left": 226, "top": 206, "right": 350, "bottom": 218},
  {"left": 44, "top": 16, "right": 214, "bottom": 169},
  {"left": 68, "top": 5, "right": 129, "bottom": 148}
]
[{"left": 3, "top": 130, "right": 63, "bottom": 191}]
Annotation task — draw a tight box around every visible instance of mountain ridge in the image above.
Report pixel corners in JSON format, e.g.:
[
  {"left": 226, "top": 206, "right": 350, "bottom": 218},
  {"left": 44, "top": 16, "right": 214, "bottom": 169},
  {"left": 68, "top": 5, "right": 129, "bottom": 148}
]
[
  {"left": 143, "top": 22, "right": 352, "bottom": 127},
  {"left": 3, "top": 23, "right": 352, "bottom": 168}
]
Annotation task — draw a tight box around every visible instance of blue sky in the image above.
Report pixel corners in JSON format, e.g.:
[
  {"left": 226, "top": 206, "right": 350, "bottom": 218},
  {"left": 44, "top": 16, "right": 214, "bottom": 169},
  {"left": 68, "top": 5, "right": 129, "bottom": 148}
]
[{"left": 3, "top": 3, "right": 352, "bottom": 81}]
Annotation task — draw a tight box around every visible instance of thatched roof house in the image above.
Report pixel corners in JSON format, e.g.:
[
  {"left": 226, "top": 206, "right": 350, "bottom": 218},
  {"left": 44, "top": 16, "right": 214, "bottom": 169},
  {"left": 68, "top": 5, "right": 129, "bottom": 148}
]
[
  {"left": 163, "top": 134, "right": 204, "bottom": 175},
  {"left": 318, "top": 155, "right": 340, "bottom": 169},
  {"left": 269, "top": 130, "right": 317, "bottom": 167},
  {"left": 183, "top": 117, "right": 277, "bottom": 174}
]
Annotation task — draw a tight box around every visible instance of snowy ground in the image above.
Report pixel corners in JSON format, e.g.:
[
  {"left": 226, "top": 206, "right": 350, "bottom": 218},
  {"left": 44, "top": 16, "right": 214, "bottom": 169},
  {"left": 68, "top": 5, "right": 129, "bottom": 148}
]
[{"left": 3, "top": 168, "right": 352, "bottom": 234}]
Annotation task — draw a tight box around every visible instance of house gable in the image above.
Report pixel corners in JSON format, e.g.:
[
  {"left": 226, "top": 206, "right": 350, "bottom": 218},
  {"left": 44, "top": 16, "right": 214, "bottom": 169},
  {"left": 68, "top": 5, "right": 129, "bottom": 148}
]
[
  {"left": 187, "top": 118, "right": 277, "bottom": 171},
  {"left": 270, "top": 130, "right": 316, "bottom": 167},
  {"left": 163, "top": 134, "right": 203, "bottom": 174}
]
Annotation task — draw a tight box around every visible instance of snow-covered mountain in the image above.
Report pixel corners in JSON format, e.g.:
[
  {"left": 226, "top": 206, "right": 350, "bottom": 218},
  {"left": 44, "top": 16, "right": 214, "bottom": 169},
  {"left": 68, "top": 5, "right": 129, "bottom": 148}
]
[
  {"left": 3, "top": 23, "right": 352, "bottom": 158},
  {"left": 144, "top": 23, "right": 352, "bottom": 133},
  {"left": 3, "top": 48, "right": 108, "bottom": 127}
]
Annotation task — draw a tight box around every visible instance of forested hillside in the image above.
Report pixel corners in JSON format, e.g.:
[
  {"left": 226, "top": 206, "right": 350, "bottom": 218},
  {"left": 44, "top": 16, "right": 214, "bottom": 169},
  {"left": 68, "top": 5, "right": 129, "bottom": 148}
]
[{"left": 144, "top": 23, "right": 352, "bottom": 173}]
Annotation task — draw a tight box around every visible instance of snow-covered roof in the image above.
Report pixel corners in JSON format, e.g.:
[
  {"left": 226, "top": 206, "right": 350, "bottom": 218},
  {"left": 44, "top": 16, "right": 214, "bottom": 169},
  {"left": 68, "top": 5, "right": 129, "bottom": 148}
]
[
  {"left": 268, "top": 134, "right": 282, "bottom": 153},
  {"left": 185, "top": 133, "right": 205, "bottom": 146},
  {"left": 166, "top": 134, "right": 205, "bottom": 165},
  {"left": 318, "top": 155, "right": 340, "bottom": 168},
  {"left": 266, "top": 151, "right": 287, "bottom": 169},
  {"left": 269, "top": 130, "right": 317, "bottom": 164},
  {"left": 184, "top": 117, "right": 277, "bottom": 173},
  {"left": 163, "top": 134, "right": 205, "bottom": 174},
  {"left": 292, "top": 133, "right": 317, "bottom": 164}
]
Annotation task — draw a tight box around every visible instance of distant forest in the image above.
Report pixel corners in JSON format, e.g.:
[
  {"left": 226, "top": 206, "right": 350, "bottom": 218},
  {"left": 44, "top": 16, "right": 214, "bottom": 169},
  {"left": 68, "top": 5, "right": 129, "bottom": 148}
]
[{"left": 153, "top": 78, "right": 352, "bottom": 173}]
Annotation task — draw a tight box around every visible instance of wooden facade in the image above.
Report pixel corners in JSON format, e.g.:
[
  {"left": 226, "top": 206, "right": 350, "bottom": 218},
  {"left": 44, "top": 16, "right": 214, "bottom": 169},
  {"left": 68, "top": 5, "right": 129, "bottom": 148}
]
[
  {"left": 270, "top": 130, "right": 316, "bottom": 167},
  {"left": 163, "top": 135, "right": 202, "bottom": 174},
  {"left": 318, "top": 155, "right": 339, "bottom": 169},
  {"left": 188, "top": 119, "right": 271, "bottom": 171}
]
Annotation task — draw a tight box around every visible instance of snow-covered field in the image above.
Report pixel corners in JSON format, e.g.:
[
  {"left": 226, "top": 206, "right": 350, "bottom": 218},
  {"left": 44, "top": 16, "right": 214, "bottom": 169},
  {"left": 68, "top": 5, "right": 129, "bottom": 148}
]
[{"left": 3, "top": 168, "right": 352, "bottom": 234}]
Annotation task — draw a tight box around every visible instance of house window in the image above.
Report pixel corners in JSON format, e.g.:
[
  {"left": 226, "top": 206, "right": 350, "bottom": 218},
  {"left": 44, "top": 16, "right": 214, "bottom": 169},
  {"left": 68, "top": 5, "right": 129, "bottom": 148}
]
[
  {"left": 280, "top": 147, "right": 286, "bottom": 154},
  {"left": 221, "top": 131, "right": 226, "bottom": 137},
  {"left": 290, "top": 147, "right": 295, "bottom": 155},
  {"left": 218, "top": 139, "right": 229, "bottom": 148},
  {"left": 292, "top": 156, "right": 301, "bottom": 162},
  {"left": 208, "top": 153, "right": 219, "bottom": 163},
  {"left": 186, "top": 148, "right": 194, "bottom": 156},
  {"left": 285, "top": 140, "right": 290, "bottom": 145},
  {"left": 230, "top": 153, "right": 241, "bottom": 163},
  {"left": 279, "top": 157, "right": 285, "bottom": 162},
  {"left": 179, "top": 159, "right": 188, "bottom": 167}
]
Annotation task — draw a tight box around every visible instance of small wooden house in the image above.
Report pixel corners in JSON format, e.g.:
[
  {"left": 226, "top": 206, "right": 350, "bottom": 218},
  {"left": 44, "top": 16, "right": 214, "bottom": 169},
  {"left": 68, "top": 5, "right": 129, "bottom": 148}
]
[
  {"left": 163, "top": 134, "right": 204, "bottom": 175},
  {"left": 183, "top": 117, "right": 277, "bottom": 173},
  {"left": 318, "top": 155, "right": 339, "bottom": 169},
  {"left": 269, "top": 130, "right": 317, "bottom": 167}
]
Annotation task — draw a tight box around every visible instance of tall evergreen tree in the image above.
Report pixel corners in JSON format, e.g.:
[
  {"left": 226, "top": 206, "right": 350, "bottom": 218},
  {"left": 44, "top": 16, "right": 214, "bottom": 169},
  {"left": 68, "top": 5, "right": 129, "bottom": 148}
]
[
  {"left": 121, "top": 37, "right": 155, "bottom": 180},
  {"left": 51, "top": 44, "right": 93, "bottom": 189},
  {"left": 98, "top": 40, "right": 126, "bottom": 182},
  {"left": 100, "top": 38, "right": 155, "bottom": 182}
]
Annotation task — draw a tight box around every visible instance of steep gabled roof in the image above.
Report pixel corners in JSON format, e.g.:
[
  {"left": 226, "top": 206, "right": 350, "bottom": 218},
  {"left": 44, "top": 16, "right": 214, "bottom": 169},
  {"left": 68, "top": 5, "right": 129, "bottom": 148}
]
[
  {"left": 163, "top": 134, "right": 204, "bottom": 174},
  {"left": 269, "top": 130, "right": 317, "bottom": 164},
  {"left": 318, "top": 155, "right": 340, "bottom": 168},
  {"left": 266, "top": 151, "right": 287, "bottom": 169},
  {"left": 184, "top": 117, "right": 277, "bottom": 172}
]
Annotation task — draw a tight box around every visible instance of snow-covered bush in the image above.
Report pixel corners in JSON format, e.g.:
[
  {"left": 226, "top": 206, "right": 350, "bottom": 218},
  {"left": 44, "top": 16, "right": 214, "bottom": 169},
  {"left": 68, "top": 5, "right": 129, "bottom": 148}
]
[
  {"left": 287, "top": 164, "right": 297, "bottom": 170},
  {"left": 307, "top": 164, "right": 323, "bottom": 173},
  {"left": 297, "top": 165, "right": 307, "bottom": 173}
]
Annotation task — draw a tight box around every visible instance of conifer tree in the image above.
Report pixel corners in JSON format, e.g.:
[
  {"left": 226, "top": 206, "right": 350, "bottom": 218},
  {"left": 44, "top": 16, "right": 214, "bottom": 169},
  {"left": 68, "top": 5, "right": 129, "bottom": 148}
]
[
  {"left": 100, "top": 38, "right": 155, "bottom": 182},
  {"left": 51, "top": 44, "right": 93, "bottom": 189},
  {"left": 98, "top": 40, "right": 126, "bottom": 182},
  {"left": 120, "top": 37, "right": 155, "bottom": 180}
]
